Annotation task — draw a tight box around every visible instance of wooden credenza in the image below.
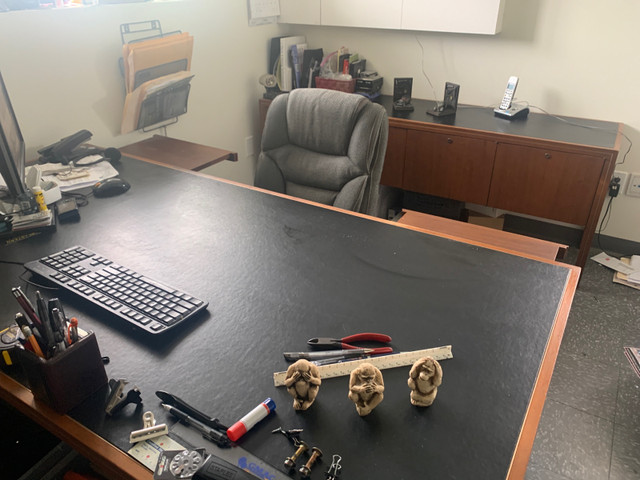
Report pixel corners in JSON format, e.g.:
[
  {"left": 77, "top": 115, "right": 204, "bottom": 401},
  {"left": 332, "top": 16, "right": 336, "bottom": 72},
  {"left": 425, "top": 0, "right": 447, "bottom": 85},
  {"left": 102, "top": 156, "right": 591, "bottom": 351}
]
[{"left": 377, "top": 96, "right": 623, "bottom": 271}]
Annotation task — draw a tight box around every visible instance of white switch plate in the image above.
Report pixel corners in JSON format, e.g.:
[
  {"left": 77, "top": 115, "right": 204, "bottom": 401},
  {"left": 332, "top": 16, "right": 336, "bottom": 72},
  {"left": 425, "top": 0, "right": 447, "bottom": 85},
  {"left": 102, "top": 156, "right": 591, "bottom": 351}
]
[
  {"left": 627, "top": 173, "right": 640, "bottom": 197},
  {"left": 245, "top": 136, "right": 255, "bottom": 157}
]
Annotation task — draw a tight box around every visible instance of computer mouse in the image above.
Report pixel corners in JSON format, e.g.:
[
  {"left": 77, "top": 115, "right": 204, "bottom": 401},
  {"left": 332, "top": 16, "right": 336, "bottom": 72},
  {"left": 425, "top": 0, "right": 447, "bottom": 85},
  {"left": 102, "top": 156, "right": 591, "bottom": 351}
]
[{"left": 92, "top": 177, "right": 131, "bottom": 198}]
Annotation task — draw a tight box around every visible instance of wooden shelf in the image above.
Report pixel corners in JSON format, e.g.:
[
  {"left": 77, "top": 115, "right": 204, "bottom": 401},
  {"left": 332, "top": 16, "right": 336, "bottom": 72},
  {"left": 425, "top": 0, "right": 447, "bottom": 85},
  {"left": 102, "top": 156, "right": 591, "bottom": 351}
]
[{"left": 120, "top": 135, "right": 237, "bottom": 172}]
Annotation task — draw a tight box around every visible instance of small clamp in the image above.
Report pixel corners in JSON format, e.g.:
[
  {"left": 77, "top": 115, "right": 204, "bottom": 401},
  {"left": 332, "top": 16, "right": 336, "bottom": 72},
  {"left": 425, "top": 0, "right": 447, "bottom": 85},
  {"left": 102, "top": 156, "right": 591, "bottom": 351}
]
[
  {"left": 326, "top": 454, "right": 342, "bottom": 480},
  {"left": 129, "top": 411, "right": 168, "bottom": 443},
  {"left": 105, "top": 378, "right": 142, "bottom": 415}
]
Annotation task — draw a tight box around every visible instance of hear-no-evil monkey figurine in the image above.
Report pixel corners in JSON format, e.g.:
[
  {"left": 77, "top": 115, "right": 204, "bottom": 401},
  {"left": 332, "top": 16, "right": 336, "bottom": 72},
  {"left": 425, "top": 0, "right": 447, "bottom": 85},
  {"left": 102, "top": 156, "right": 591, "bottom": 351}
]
[
  {"left": 348, "top": 362, "right": 384, "bottom": 416},
  {"left": 408, "top": 356, "right": 442, "bottom": 407},
  {"left": 284, "top": 359, "right": 321, "bottom": 410}
]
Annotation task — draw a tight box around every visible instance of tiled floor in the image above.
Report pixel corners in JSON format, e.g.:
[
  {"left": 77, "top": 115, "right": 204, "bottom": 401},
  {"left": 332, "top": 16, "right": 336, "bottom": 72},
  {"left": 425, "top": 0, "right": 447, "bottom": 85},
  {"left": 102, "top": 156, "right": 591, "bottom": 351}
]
[{"left": 526, "top": 248, "right": 640, "bottom": 480}]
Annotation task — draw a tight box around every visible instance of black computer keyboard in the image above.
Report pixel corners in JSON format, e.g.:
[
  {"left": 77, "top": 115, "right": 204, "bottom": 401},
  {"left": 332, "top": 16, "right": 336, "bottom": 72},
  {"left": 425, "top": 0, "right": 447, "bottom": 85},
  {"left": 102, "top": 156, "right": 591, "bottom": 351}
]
[{"left": 24, "top": 246, "right": 208, "bottom": 334}]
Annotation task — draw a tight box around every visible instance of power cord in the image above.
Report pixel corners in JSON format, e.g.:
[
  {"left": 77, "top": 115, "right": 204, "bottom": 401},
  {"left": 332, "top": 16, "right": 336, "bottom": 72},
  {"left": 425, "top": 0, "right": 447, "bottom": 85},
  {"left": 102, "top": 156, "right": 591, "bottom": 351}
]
[
  {"left": 528, "top": 104, "right": 633, "bottom": 166},
  {"left": 415, "top": 35, "right": 439, "bottom": 102}
]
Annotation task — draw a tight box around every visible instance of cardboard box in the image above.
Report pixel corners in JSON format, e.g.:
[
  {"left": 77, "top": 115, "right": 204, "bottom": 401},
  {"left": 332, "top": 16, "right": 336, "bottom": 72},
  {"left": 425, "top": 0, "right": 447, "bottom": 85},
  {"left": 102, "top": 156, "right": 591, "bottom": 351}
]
[{"left": 467, "top": 211, "right": 505, "bottom": 230}]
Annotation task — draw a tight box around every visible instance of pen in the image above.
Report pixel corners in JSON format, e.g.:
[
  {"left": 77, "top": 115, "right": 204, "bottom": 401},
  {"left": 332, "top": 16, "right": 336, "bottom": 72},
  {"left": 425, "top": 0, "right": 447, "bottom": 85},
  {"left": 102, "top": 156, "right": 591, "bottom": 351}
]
[
  {"left": 36, "top": 291, "right": 56, "bottom": 357},
  {"left": 283, "top": 348, "right": 372, "bottom": 361},
  {"left": 68, "top": 317, "right": 79, "bottom": 344},
  {"left": 155, "top": 390, "right": 228, "bottom": 432},
  {"left": 21, "top": 325, "right": 45, "bottom": 359},
  {"left": 162, "top": 403, "right": 231, "bottom": 448},
  {"left": 12, "top": 287, "right": 40, "bottom": 329}
]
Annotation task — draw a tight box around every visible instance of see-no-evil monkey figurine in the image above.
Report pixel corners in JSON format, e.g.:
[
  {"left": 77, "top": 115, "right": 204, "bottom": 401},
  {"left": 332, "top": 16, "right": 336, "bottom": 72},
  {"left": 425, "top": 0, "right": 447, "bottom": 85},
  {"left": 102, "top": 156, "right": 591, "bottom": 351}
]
[
  {"left": 348, "top": 362, "right": 384, "bottom": 416},
  {"left": 284, "top": 359, "right": 321, "bottom": 410},
  {"left": 408, "top": 356, "right": 442, "bottom": 407}
]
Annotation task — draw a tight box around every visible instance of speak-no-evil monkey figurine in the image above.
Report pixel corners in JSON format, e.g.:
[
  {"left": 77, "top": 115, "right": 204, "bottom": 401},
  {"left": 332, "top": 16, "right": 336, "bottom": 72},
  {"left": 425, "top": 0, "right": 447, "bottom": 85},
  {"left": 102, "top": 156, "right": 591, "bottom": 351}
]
[
  {"left": 408, "top": 356, "right": 443, "bottom": 407},
  {"left": 284, "top": 359, "right": 321, "bottom": 410},
  {"left": 348, "top": 362, "right": 384, "bottom": 416}
]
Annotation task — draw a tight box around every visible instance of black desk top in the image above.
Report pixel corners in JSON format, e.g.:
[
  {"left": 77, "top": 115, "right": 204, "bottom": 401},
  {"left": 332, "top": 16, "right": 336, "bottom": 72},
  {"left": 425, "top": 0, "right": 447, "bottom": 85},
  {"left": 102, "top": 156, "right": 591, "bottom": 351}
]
[
  {"left": 378, "top": 95, "right": 621, "bottom": 149},
  {"left": 0, "top": 158, "right": 572, "bottom": 479}
]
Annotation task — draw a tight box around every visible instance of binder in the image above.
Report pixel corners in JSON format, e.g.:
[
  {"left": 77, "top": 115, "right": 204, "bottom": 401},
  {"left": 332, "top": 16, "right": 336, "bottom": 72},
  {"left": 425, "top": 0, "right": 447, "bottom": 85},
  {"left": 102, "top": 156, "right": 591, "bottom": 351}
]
[{"left": 279, "top": 35, "right": 305, "bottom": 91}]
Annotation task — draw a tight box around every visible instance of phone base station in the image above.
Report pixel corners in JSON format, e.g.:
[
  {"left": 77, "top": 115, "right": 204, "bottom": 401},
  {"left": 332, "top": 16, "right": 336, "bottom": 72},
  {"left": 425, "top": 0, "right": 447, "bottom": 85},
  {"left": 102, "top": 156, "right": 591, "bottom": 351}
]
[{"left": 494, "top": 105, "right": 530, "bottom": 120}]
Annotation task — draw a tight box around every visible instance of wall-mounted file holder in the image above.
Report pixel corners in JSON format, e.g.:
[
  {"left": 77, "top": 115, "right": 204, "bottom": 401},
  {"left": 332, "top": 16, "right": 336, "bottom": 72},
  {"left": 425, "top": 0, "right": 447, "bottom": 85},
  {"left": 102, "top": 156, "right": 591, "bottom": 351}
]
[
  {"left": 15, "top": 332, "right": 108, "bottom": 413},
  {"left": 119, "top": 21, "right": 194, "bottom": 134},
  {"left": 138, "top": 76, "right": 192, "bottom": 131}
]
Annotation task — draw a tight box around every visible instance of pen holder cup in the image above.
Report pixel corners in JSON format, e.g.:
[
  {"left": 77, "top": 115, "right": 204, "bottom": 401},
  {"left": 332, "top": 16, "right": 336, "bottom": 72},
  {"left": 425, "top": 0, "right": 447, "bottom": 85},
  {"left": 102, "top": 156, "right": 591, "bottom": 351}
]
[{"left": 16, "top": 332, "right": 108, "bottom": 413}]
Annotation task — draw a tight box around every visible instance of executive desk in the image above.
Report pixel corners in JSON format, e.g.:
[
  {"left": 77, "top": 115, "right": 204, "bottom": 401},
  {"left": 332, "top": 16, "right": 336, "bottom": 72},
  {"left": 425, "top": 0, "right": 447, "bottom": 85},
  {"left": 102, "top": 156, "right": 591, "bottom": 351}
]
[{"left": 0, "top": 157, "right": 579, "bottom": 479}]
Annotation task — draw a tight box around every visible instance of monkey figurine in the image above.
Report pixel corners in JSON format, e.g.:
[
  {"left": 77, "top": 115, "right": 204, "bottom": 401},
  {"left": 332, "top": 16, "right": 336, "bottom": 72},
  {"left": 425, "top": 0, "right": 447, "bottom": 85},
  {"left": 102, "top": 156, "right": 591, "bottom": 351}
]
[
  {"left": 284, "top": 359, "right": 321, "bottom": 410},
  {"left": 348, "top": 362, "right": 384, "bottom": 416},
  {"left": 408, "top": 356, "right": 443, "bottom": 407}
]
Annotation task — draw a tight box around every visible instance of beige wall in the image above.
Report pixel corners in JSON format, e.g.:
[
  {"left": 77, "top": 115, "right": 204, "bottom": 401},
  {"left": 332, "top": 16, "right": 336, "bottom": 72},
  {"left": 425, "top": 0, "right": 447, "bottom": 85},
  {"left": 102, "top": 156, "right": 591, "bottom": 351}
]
[
  {"left": 0, "top": 0, "right": 280, "bottom": 184},
  {"left": 287, "top": 0, "right": 640, "bottom": 243},
  {"left": 1, "top": 0, "right": 638, "bottom": 243}
]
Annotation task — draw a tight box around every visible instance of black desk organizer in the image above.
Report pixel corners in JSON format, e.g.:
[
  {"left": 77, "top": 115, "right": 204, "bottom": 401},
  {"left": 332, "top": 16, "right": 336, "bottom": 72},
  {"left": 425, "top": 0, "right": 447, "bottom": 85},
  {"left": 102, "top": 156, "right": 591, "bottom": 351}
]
[{"left": 16, "top": 332, "right": 108, "bottom": 413}]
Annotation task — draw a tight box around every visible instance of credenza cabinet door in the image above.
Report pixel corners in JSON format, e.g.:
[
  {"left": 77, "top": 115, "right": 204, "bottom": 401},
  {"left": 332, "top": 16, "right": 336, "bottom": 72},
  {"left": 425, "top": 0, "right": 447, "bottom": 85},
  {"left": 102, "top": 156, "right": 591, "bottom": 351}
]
[
  {"left": 402, "top": 130, "right": 497, "bottom": 205},
  {"left": 488, "top": 144, "right": 606, "bottom": 225},
  {"left": 380, "top": 127, "right": 407, "bottom": 189}
]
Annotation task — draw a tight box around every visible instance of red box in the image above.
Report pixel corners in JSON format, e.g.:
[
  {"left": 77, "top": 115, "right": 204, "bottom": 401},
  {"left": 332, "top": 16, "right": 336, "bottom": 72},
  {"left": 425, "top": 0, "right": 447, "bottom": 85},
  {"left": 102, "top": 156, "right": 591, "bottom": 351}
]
[{"left": 315, "top": 77, "right": 356, "bottom": 93}]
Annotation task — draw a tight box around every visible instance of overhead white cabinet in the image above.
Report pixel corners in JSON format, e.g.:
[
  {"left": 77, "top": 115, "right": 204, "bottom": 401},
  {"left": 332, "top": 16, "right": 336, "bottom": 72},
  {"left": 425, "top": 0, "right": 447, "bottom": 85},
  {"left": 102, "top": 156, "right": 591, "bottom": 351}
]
[
  {"left": 278, "top": 0, "right": 321, "bottom": 25},
  {"left": 278, "top": 0, "right": 505, "bottom": 35},
  {"left": 402, "top": 0, "right": 505, "bottom": 34},
  {"left": 322, "top": 0, "right": 403, "bottom": 29}
]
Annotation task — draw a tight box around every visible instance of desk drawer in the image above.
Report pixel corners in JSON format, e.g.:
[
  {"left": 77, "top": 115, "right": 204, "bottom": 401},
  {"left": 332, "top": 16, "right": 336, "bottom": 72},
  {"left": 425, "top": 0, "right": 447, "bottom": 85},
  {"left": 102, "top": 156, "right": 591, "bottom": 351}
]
[
  {"left": 488, "top": 143, "right": 607, "bottom": 225},
  {"left": 402, "top": 130, "right": 496, "bottom": 205}
]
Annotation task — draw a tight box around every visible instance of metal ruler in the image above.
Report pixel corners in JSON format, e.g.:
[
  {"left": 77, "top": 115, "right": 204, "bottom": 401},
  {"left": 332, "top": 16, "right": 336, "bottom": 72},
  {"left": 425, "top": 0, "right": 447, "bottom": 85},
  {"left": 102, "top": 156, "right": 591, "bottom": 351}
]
[{"left": 273, "top": 345, "right": 453, "bottom": 387}]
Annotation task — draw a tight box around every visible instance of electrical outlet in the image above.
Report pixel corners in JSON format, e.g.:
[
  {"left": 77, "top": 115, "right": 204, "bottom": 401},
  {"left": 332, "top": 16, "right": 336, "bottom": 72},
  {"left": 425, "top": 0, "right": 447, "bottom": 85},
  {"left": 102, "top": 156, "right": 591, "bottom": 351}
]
[
  {"left": 245, "top": 136, "right": 255, "bottom": 157},
  {"left": 627, "top": 173, "right": 640, "bottom": 197},
  {"left": 612, "top": 171, "right": 629, "bottom": 194}
]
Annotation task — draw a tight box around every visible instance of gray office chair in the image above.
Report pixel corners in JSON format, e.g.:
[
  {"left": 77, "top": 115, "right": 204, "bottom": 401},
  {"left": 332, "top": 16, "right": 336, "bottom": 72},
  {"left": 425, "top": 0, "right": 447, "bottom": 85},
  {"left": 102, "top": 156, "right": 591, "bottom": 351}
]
[{"left": 255, "top": 88, "right": 388, "bottom": 216}]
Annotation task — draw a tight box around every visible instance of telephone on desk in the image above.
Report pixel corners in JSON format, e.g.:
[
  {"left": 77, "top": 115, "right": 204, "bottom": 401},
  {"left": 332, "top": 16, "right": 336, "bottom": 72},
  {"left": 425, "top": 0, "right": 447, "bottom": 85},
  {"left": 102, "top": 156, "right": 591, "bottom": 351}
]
[
  {"left": 493, "top": 76, "right": 529, "bottom": 120},
  {"left": 38, "top": 130, "right": 121, "bottom": 165}
]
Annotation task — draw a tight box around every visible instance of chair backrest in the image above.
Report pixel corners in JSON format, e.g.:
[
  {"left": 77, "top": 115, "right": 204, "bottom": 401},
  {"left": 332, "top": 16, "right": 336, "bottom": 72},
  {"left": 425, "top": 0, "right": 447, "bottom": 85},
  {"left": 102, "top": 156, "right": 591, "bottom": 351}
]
[{"left": 255, "top": 89, "right": 388, "bottom": 216}]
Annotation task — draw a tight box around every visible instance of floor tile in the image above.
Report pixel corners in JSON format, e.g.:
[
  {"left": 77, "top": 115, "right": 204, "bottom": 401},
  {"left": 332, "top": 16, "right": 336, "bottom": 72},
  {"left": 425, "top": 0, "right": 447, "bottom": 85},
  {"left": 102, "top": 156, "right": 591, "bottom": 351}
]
[
  {"left": 547, "top": 351, "right": 619, "bottom": 421},
  {"left": 610, "top": 422, "right": 640, "bottom": 480},
  {"left": 525, "top": 462, "right": 572, "bottom": 480},
  {"left": 529, "top": 399, "right": 613, "bottom": 480},
  {"left": 560, "top": 297, "right": 629, "bottom": 367},
  {"left": 615, "top": 364, "right": 640, "bottom": 431}
]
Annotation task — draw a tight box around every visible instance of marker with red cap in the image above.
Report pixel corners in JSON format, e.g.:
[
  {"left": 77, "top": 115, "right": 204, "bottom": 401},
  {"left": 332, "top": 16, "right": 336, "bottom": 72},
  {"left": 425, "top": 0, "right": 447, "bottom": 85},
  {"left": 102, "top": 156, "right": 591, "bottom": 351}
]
[{"left": 226, "top": 398, "right": 276, "bottom": 442}]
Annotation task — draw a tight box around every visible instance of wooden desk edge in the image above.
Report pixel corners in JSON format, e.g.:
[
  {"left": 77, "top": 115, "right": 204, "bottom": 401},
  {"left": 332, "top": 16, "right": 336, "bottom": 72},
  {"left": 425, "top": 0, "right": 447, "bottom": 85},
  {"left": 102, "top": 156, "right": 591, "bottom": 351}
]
[
  {"left": 0, "top": 372, "right": 151, "bottom": 480},
  {"left": 507, "top": 266, "right": 580, "bottom": 479},
  {"left": 397, "top": 209, "right": 568, "bottom": 262}
]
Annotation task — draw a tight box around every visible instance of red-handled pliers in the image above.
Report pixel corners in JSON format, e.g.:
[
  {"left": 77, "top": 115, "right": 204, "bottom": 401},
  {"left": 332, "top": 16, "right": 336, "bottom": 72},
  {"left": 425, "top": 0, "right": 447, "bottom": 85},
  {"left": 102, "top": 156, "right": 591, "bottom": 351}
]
[{"left": 307, "top": 333, "right": 393, "bottom": 355}]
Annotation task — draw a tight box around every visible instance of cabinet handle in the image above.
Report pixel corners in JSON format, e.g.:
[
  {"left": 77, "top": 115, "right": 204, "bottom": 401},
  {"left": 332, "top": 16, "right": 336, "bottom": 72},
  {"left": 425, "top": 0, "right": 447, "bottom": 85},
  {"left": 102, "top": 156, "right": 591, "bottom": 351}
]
[
  {"left": 447, "top": 138, "right": 453, "bottom": 144},
  {"left": 544, "top": 153, "right": 552, "bottom": 159}
]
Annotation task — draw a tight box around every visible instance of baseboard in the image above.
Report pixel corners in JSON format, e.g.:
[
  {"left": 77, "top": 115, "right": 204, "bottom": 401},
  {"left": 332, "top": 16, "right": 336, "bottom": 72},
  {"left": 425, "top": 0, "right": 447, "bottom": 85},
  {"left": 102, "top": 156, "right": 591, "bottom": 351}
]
[{"left": 503, "top": 215, "right": 640, "bottom": 256}]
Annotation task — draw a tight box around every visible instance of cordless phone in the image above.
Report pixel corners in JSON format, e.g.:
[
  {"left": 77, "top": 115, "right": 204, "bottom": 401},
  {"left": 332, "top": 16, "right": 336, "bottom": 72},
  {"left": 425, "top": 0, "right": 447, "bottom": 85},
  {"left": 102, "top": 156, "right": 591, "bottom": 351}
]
[
  {"left": 494, "top": 76, "right": 529, "bottom": 120},
  {"left": 499, "top": 76, "right": 518, "bottom": 111}
]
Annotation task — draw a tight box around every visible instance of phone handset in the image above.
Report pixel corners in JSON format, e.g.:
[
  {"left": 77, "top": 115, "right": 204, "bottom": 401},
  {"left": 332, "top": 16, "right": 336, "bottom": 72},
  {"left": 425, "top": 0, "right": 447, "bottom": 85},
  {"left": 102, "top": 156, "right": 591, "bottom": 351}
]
[
  {"left": 494, "top": 76, "right": 529, "bottom": 120},
  {"left": 499, "top": 76, "right": 518, "bottom": 111}
]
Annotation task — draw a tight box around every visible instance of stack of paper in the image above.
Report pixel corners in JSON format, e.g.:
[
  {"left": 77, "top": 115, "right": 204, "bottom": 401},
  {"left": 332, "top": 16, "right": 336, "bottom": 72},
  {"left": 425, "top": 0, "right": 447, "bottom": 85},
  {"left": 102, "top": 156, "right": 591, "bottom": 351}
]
[
  {"left": 121, "top": 32, "right": 194, "bottom": 133},
  {"left": 613, "top": 256, "right": 640, "bottom": 290}
]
